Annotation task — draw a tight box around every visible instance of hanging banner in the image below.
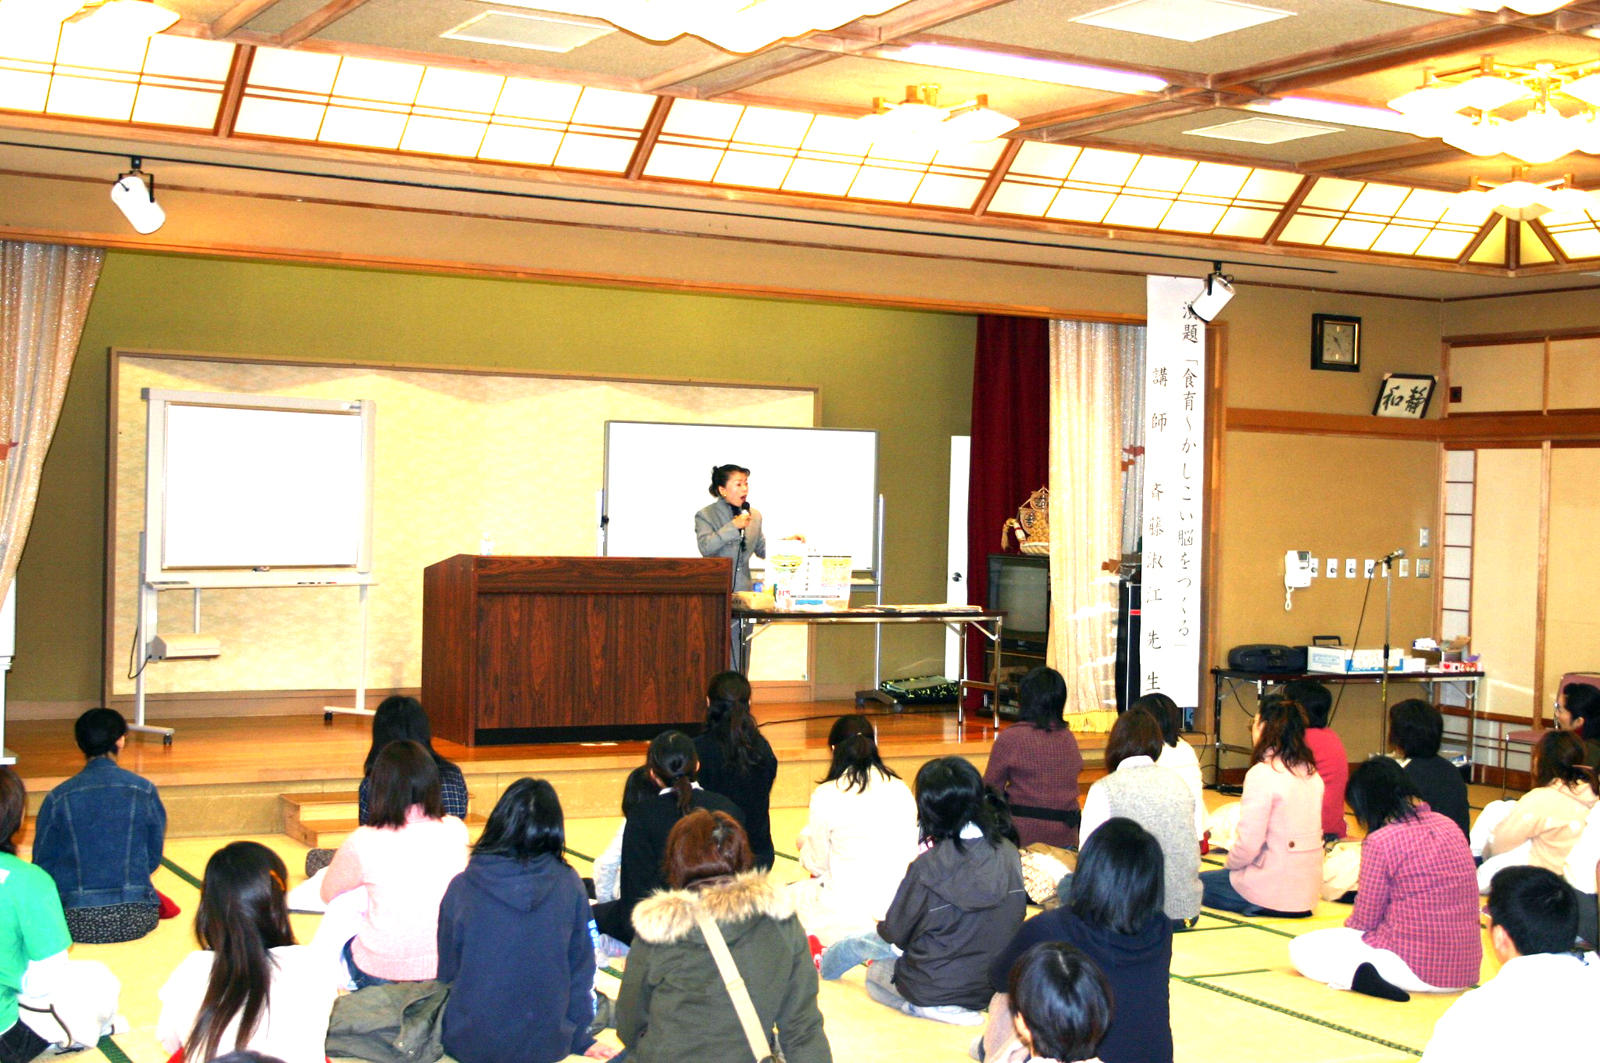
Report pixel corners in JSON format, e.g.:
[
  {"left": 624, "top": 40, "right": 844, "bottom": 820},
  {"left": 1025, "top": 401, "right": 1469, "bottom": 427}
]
[{"left": 1141, "top": 276, "right": 1207, "bottom": 707}]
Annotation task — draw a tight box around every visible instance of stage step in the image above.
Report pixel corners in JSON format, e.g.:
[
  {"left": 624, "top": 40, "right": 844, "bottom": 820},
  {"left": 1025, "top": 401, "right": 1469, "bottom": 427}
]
[{"left": 279, "top": 790, "right": 487, "bottom": 847}]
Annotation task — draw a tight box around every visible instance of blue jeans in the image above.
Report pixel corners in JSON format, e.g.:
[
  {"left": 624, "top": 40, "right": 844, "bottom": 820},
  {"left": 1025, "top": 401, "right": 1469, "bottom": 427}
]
[
  {"left": 820, "top": 930, "right": 896, "bottom": 980},
  {"left": 342, "top": 937, "right": 396, "bottom": 990},
  {"left": 1199, "top": 869, "right": 1311, "bottom": 918}
]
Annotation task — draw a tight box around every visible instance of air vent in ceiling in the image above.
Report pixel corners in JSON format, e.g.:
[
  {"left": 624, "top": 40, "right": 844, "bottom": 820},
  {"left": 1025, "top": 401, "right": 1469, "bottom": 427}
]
[
  {"left": 1074, "top": 0, "right": 1293, "bottom": 42},
  {"left": 1184, "top": 117, "right": 1339, "bottom": 144},
  {"left": 442, "top": 11, "right": 616, "bottom": 53}
]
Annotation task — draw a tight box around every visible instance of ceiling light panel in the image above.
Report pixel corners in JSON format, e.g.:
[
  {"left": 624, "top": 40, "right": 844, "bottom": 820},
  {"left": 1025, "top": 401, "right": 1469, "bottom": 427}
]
[
  {"left": 232, "top": 46, "right": 654, "bottom": 173},
  {"left": 1276, "top": 177, "right": 1493, "bottom": 258},
  {"left": 441, "top": 11, "right": 616, "bottom": 54},
  {"left": 1540, "top": 206, "right": 1600, "bottom": 258},
  {"left": 1072, "top": 0, "right": 1293, "bottom": 43},
  {"left": 641, "top": 98, "right": 1003, "bottom": 209},
  {"left": 0, "top": 21, "right": 232, "bottom": 128},
  {"left": 1184, "top": 117, "right": 1338, "bottom": 144},
  {"left": 876, "top": 42, "right": 1167, "bottom": 93},
  {"left": 987, "top": 140, "right": 1301, "bottom": 237}
]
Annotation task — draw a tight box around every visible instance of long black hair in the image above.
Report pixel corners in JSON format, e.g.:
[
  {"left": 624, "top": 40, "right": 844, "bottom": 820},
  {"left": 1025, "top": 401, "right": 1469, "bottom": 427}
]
[
  {"left": 704, "top": 671, "right": 766, "bottom": 774},
  {"left": 187, "top": 842, "right": 295, "bottom": 1063},
  {"left": 820, "top": 714, "right": 898, "bottom": 793},
  {"left": 366, "top": 740, "right": 443, "bottom": 829},
  {"left": 648, "top": 730, "right": 699, "bottom": 814},
  {"left": 1067, "top": 817, "right": 1164, "bottom": 936},
  {"left": 1534, "top": 730, "right": 1596, "bottom": 790},
  {"left": 474, "top": 777, "right": 566, "bottom": 863},
  {"left": 914, "top": 756, "right": 1003, "bottom": 849},
  {"left": 1345, "top": 756, "right": 1421, "bottom": 834},
  {"left": 363, "top": 696, "right": 451, "bottom": 776},
  {"left": 1017, "top": 667, "right": 1067, "bottom": 732},
  {"left": 1129, "top": 692, "right": 1182, "bottom": 748},
  {"left": 1563, "top": 683, "right": 1600, "bottom": 742}
]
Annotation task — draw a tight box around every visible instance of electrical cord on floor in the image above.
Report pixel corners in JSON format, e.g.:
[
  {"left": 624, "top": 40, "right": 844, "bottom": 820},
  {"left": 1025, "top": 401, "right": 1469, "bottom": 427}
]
[{"left": 1327, "top": 569, "right": 1377, "bottom": 727}]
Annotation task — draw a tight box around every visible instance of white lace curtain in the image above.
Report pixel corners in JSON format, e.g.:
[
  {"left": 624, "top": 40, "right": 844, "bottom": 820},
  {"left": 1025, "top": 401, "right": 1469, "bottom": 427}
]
[
  {"left": 0, "top": 241, "right": 104, "bottom": 604},
  {"left": 1047, "top": 319, "right": 1145, "bottom": 733}
]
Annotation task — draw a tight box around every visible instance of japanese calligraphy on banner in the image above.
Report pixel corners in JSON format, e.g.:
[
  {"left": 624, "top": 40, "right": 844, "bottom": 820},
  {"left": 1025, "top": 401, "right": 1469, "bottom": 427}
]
[{"left": 1141, "top": 276, "right": 1207, "bottom": 707}]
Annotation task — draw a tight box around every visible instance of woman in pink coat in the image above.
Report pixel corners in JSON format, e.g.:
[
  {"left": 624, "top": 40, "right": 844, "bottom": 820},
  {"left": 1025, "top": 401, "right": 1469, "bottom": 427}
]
[{"left": 1200, "top": 695, "right": 1324, "bottom": 917}]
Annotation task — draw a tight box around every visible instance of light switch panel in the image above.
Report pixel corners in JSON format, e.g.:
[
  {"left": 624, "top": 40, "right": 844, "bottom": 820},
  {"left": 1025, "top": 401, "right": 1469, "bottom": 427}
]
[
  {"left": 1309, "top": 557, "right": 1319, "bottom": 578},
  {"left": 1417, "top": 558, "right": 1432, "bottom": 578},
  {"left": 1364, "top": 559, "right": 1376, "bottom": 578},
  {"left": 1345, "top": 558, "right": 1357, "bottom": 578},
  {"left": 1398, "top": 558, "right": 1409, "bottom": 578},
  {"left": 1419, "top": 527, "right": 1430, "bottom": 547},
  {"left": 1326, "top": 558, "right": 1338, "bottom": 578}
]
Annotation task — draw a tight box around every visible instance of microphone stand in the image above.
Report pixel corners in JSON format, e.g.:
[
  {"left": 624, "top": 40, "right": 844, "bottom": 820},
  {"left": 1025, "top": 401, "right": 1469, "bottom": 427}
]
[{"left": 1380, "top": 554, "right": 1394, "bottom": 756}]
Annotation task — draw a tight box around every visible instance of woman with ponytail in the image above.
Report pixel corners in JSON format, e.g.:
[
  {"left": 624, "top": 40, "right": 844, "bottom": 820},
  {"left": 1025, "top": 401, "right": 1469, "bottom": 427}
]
[
  {"left": 157, "top": 843, "right": 334, "bottom": 1063},
  {"left": 590, "top": 731, "right": 743, "bottom": 946},
  {"left": 791, "top": 715, "right": 919, "bottom": 946},
  {"left": 693, "top": 672, "right": 778, "bottom": 868}
]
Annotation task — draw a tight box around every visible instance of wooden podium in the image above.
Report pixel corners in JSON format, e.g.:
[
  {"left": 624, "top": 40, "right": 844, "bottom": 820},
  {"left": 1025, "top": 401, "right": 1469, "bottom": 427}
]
[{"left": 422, "top": 555, "right": 731, "bottom": 745}]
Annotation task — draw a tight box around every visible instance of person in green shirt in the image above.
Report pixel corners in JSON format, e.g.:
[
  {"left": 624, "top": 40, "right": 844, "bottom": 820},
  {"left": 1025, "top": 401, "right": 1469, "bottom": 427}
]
[{"left": 0, "top": 767, "right": 120, "bottom": 1063}]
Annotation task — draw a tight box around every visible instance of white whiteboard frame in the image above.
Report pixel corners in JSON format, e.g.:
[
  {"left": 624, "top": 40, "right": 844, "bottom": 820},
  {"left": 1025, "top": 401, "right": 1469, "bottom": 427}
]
[
  {"left": 142, "top": 389, "right": 377, "bottom": 586},
  {"left": 601, "top": 420, "right": 881, "bottom": 579}
]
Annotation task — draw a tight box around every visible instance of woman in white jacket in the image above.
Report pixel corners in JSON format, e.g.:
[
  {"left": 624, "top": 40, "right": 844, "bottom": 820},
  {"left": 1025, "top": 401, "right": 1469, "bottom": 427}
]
[
  {"left": 790, "top": 715, "right": 919, "bottom": 946},
  {"left": 1133, "top": 693, "right": 1206, "bottom": 840}
]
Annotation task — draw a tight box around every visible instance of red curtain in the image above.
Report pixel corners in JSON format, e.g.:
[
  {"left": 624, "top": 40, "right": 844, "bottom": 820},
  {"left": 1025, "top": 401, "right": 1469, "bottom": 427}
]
[{"left": 966, "top": 315, "right": 1050, "bottom": 701}]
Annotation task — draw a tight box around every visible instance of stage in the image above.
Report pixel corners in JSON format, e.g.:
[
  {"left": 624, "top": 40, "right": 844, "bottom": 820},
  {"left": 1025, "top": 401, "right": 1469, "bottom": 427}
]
[{"left": 10, "top": 700, "right": 1123, "bottom": 840}]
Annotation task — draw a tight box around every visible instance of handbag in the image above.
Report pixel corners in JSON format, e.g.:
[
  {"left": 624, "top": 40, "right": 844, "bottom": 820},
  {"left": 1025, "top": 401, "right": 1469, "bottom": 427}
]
[
  {"left": 324, "top": 979, "right": 450, "bottom": 1063},
  {"left": 694, "top": 912, "right": 784, "bottom": 1063}
]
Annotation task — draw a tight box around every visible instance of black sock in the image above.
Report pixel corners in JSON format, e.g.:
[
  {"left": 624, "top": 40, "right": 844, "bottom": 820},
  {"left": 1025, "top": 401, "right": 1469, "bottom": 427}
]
[{"left": 1351, "top": 962, "right": 1410, "bottom": 1002}]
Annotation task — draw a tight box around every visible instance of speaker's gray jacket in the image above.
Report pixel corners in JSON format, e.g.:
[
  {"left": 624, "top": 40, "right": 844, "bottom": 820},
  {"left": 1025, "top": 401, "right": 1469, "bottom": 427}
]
[{"left": 695, "top": 499, "right": 765, "bottom": 592}]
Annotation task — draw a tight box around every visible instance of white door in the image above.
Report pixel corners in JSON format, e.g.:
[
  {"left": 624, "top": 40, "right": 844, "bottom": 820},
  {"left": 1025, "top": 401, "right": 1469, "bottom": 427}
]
[{"left": 945, "top": 436, "right": 970, "bottom": 679}]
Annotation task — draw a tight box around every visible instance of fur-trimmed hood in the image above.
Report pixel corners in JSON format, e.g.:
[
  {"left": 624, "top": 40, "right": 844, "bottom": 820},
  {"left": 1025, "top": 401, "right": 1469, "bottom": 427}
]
[{"left": 631, "top": 872, "right": 795, "bottom": 945}]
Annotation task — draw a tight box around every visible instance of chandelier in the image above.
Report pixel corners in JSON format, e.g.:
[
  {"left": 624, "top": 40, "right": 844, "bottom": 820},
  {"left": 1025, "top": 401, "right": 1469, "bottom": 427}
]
[
  {"left": 1391, "top": 58, "right": 1600, "bottom": 165},
  {"left": 524, "top": 0, "right": 905, "bottom": 54},
  {"left": 1455, "top": 169, "right": 1600, "bottom": 221},
  {"left": 854, "top": 85, "right": 1019, "bottom": 149}
]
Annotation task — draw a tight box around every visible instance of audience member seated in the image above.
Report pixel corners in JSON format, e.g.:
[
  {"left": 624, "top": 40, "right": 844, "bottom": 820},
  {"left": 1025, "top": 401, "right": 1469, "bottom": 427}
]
[
  {"left": 437, "top": 778, "right": 613, "bottom": 1063},
  {"left": 593, "top": 766, "right": 656, "bottom": 905},
  {"left": 790, "top": 715, "right": 918, "bottom": 948},
  {"left": 1133, "top": 693, "right": 1205, "bottom": 841},
  {"left": 991, "top": 943, "right": 1113, "bottom": 1063},
  {"left": 986, "top": 819, "right": 1172, "bottom": 1063},
  {"left": 590, "top": 731, "right": 743, "bottom": 948},
  {"left": 1388, "top": 700, "right": 1469, "bottom": 838},
  {"left": 693, "top": 671, "right": 779, "bottom": 869},
  {"left": 1200, "top": 695, "right": 1323, "bottom": 918},
  {"left": 1420, "top": 866, "right": 1600, "bottom": 1061},
  {"left": 33, "top": 708, "right": 166, "bottom": 944},
  {"left": 822, "top": 756, "right": 1026, "bottom": 1026},
  {"left": 1562, "top": 800, "right": 1600, "bottom": 948},
  {"left": 983, "top": 667, "right": 1083, "bottom": 849},
  {"left": 1073, "top": 711, "right": 1200, "bottom": 928},
  {"left": 1285, "top": 680, "right": 1347, "bottom": 842},
  {"left": 1555, "top": 681, "right": 1600, "bottom": 769},
  {"left": 315, "top": 740, "right": 468, "bottom": 987},
  {"left": 1289, "top": 757, "right": 1480, "bottom": 1002},
  {"left": 157, "top": 842, "right": 333, "bottom": 1063},
  {"left": 616, "top": 811, "right": 830, "bottom": 1063},
  {"left": 1471, "top": 730, "right": 1597, "bottom": 894},
  {"left": 0, "top": 767, "right": 121, "bottom": 1063}
]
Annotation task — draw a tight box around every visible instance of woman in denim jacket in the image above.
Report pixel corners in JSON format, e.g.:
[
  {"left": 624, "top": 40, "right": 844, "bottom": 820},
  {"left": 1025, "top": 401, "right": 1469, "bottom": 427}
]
[{"left": 32, "top": 709, "right": 166, "bottom": 943}]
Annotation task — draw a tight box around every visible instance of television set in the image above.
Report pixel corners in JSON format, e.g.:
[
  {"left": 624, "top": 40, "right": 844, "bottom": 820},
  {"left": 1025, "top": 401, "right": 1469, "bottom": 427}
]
[{"left": 988, "top": 553, "right": 1050, "bottom": 652}]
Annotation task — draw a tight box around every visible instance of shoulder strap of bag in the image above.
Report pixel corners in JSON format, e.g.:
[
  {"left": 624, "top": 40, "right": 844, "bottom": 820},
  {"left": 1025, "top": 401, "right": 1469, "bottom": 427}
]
[{"left": 694, "top": 911, "right": 773, "bottom": 1063}]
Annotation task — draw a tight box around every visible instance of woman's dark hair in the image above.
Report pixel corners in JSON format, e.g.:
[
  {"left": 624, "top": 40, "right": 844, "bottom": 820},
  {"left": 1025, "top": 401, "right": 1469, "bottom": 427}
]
[
  {"left": 914, "top": 756, "right": 1001, "bottom": 849},
  {"left": 704, "top": 671, "right": 765, "bottom": 775},
  {"left": 648, "top": 730, "right": 699, "bottom": 814},
  {"left": 1067, "top": 817, "right": 1164, "bottom": 936},
  {"left": 986, "top": 786, "right": 1021, "bottom": 847},
  {"left": 0, "top": 767, "right": 24, "bottom": 856},
  {"left": 1007, "top": 942, "right": 1112, "bottom": 1063},
  {"left": 366, "top": 740, "right": 443, "bottom": 829},
  {"left": 1017, "top": 666, "right": 1067, "bottom": 732},
  {"left": 1563, "top": 683, "right": 1600, "bottom": 742},
  {"left": 821, "top": 714, "right": 898, "bottom": 793},
  {"left": 1346, "top": 756, "right": 1421, "bottom": 834},
  {"left": 474, "top": 777, "right": 565, "bottom": 863},
  {"left": 1129, "top": 693, "right": 1182, "bottom": 747},
  {"left": 187, "top": 842, "right": 295, "bottom": 1063},
  {"left": 621, "top": 765, "right": 656, "bottom": 818},
  {"left": 1105, "top": 709, "right": 1164, "bottom": 772},
  {"left": 1533, "top": 730, "right": 1595, "bottom": 789},
  {"left": 1252, "top": 694, "right": 1316, "bottom": 773},
  {"left": 1388, "top": 699, "right": 1443, "bottom": 759},
  {"left": 664, "top": 809, "right": 753, "bottom": 890},
  {"left": 363, "top": 696, "right": 450, "bottom": 776},
  {"left": 708, "top": 464, "right": 750, "bottom": 497},
  {"left": 1283, "top": 679, "right": 1334, "bottom": 729}
]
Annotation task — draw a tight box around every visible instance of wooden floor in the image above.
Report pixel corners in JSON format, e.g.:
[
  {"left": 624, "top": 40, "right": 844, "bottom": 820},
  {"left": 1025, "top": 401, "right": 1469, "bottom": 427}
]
[{"left": 9, "top": 699, "right": 1087, "bottom": 789}]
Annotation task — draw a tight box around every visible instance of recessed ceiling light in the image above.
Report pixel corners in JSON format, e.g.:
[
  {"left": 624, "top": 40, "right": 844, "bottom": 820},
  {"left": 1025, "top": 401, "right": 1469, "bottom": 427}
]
[
  {"left": 1072, "top": 0, "right": 1293, "bottom": 43},
  {"left": 443, "top": 11, "right": 615, "bottom": 53},
  {"left": 1185, "top": 117, "right": 1339, "bottom": 144},
  {"left": 877, "top": 43, "right": 1168, "bottom": 94},
  {"left": 1247, "top": 97, "right": 1418, "bottom": 135}
]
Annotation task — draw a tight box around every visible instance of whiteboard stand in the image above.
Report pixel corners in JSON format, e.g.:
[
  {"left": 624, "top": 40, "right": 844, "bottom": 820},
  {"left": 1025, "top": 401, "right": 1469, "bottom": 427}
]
[
  {"left": 131, "top": 540, "right": 176, "bottom": 745},
  {"left": 323, "top": 583, "right": 374, "bottom": 722},
  {"left": 854, "top": 494, "right": 894, "bottom": 708}
]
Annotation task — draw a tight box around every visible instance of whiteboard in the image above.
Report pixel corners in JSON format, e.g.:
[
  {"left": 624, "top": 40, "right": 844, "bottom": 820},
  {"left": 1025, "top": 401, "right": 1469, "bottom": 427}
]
[
  {"left": 604, "top": 421, "right": 878, "bottom": 573},
  {"left": 145, "top": 390, "right": 375, "bottom": 578}
]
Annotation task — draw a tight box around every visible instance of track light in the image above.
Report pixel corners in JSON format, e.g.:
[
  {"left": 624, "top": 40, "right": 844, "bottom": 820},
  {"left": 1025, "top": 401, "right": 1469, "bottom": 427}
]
[
  {"left": 111, "top": 157, "right": 164, "bottom": 233},
  {"left": 1186, "top": 263, "right": 1234, "bottom": 322}
]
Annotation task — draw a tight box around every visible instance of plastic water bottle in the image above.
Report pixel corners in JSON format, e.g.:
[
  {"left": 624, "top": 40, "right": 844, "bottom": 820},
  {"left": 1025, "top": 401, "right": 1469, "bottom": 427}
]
[{"left": 479, "top": 532, "right": 494, "bottom": 556}]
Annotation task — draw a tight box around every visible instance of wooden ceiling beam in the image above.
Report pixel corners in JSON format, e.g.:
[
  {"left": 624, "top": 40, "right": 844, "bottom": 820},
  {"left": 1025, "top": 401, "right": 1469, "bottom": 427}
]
[
  {"left": 1208, "top": 17, "right": 1496, "bottom": 89},
  {"left": 275, "top": 0, "right": 373, "bottom": 47},
  {"left": 697, "top": 51, "right": 841, "bottom": 98},
  {"left": 212, "top": 44, "right": 256, "bottom": 138},
  {"left": 211, "top": 0, "right": 283, "bottom": 39},
  {"left": 1456, "top": 215, "right": 1502, "bottom": 266},
  {"left": 1263, "top": 175, "right": 1315, "bottom": 245},
  {"left": 1019, "top": 93, "right": 1217, "bottom": 141},
  {"left": 1298, "top": 140, "right": 1461, "bottom": 178},
  {"left": 971, "top": 137, "right": 1022, "bottom": 217},
  {"left": 624, "top": 96, "right": 672, "bottom": 180}
]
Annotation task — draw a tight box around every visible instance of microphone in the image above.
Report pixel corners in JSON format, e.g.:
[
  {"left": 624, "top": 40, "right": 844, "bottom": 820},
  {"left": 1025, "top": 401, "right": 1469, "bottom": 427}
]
[
  {"left": 739, "top": 501, "right": 751, "bottom": 549},
  {"left": 1380, "top": 548, "right": 1406, "bottom": 564}
]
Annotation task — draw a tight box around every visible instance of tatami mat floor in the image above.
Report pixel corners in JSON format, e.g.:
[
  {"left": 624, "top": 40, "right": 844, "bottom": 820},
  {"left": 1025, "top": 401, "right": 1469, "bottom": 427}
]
[{"left": 27, "top": 785, "right": 1514, "bottom": 1063}]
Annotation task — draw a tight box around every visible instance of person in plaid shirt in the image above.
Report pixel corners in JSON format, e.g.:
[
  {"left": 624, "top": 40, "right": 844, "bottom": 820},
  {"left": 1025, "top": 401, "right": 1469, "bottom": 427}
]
[{"left": 1289, "top": 757, "right": 1481, "bottom": 1001}]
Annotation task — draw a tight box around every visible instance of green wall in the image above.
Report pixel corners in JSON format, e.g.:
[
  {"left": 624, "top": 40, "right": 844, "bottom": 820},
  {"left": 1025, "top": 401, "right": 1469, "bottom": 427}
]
[{"left": 17, "top": 252, "right": 977, "bottom": 703}]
